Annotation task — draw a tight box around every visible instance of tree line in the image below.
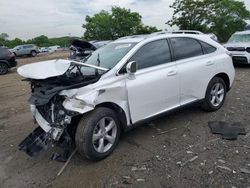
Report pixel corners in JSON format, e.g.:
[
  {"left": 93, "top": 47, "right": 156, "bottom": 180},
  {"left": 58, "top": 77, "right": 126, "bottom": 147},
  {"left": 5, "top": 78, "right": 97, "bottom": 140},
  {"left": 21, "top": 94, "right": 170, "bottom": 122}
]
[
  {"left": 0, "top": 34, "right": 72, "bottom": 48},
  {"left": 168, "top": 0, "right": 250, "bottom": 42}
]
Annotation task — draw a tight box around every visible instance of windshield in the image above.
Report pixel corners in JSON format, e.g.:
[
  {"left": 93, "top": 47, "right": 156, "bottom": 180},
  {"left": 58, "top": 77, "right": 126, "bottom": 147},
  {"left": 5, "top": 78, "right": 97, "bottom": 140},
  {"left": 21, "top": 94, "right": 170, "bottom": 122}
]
[
  {"left": 80, "top": 42, "right": 136, "bottom": 75},
  {"left": 84, "top": 42, "right": 136, "bottom": 69},
  {"left": 228, "top": 34, "right": 250, "bottom": 43}
]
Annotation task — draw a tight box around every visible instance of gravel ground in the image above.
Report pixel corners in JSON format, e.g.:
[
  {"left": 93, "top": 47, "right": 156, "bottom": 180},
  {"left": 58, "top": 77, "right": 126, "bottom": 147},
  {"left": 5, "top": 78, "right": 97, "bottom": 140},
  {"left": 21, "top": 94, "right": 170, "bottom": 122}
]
[{"left": 0, "top": 52, "right": 249, "bottom": 188}]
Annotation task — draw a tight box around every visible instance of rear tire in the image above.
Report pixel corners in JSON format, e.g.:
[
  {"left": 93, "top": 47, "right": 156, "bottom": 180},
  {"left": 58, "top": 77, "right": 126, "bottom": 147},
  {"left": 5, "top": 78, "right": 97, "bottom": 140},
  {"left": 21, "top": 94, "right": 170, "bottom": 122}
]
[
  {"left": 0, "top": 63, "right": 8, "bottom": 75},
  {"left": 75, "top": 107, "right": 121, "bottom": 161},
  {"left": 31, "top": 50, "right": 37, "bottom": 57},
  {"left": 201, "top": 77, "right": 226, "bottom": 112}
]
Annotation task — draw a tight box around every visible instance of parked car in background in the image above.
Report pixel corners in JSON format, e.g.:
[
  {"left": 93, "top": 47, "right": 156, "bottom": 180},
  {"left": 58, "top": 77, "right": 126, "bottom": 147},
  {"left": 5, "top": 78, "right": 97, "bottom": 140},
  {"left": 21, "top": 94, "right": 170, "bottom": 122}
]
[
  {"left": 68, "top": 39, "right": 96, "bottom": 60},
  {"left": 48, "top": 45, "right": 61, "bottom": 52},
  {"left": 0, "top": 46, "right": 17, "bottom": 75},
  {"left": 11, "top": 44, "right": 39, "bottom": 57},
  {"left": 40, "top": 47, "right": 49, "bottom": 53},
  {"left": 224, "top": 30, "right": 250, "bottom": 64},
  {"left": 68, "top": 39, "right": 110, "bottom": 60},
  {"left": 18, "top": 33, "right": 235, "bottom": 160}
]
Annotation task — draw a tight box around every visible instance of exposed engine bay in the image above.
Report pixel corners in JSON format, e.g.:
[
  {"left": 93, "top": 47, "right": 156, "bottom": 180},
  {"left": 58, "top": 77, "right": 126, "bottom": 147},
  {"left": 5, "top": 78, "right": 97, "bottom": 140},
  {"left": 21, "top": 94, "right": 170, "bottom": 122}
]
[{"left": 18, "top": 60, "right": 105, "bottom": 157}]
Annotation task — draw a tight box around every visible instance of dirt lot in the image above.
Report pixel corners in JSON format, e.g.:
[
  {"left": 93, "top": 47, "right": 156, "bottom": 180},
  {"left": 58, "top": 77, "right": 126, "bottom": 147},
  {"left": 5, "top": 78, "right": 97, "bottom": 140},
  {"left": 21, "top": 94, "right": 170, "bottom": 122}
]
[{"left": 0, "top": 52, "right": 249, "bottom": 188}]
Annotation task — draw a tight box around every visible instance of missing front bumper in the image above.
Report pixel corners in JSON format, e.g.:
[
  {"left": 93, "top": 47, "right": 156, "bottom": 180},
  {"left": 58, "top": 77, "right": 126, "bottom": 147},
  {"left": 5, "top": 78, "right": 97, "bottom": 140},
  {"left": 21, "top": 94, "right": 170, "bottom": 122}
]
[
  {"left": 19, "top": 106, "right": 66, "bottom": 157},
  {"left": 18, "top": 127, "right": 51, "bottom": 157}
]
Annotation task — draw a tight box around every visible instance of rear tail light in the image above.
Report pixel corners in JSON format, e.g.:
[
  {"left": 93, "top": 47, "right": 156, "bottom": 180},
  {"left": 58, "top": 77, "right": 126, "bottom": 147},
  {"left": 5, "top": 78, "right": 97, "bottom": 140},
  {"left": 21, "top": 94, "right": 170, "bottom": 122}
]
[
  {"left": 246, "top": 47, "right": 250, "bottom": 53},
  {"left": 4, "top": 49, "right": 12, "bottom": 56},
  {"left": 226, "top": 51, "right": 232, "bottom": 57}
]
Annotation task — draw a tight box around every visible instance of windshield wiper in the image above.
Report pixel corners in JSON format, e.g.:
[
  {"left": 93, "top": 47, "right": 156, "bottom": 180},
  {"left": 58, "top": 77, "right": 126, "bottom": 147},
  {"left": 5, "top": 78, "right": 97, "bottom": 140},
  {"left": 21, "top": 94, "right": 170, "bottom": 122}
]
[{"left": 70, "top": 60, "right": 108, "bottom": 71}]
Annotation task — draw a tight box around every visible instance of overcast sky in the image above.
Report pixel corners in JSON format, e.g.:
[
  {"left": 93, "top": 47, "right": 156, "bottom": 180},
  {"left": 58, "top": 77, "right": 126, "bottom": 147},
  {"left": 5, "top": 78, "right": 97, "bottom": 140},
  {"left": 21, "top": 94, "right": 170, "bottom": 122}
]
[{"left": 0, "top": 0, "right": 250, "bottom": 40}]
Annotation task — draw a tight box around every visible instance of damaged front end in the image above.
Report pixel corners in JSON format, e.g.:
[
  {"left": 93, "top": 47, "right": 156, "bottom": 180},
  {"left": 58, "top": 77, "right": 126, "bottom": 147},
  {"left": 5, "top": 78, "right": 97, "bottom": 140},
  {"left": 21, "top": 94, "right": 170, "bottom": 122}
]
[{"left": 18, "top": 59, "right": 106, "bottom": 157}]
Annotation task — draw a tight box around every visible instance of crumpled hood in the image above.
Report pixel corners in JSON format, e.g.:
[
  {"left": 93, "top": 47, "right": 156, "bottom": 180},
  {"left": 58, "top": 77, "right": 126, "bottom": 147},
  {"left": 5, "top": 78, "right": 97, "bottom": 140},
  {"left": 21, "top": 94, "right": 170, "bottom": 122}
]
[
  {"left": 17, "top": 59, "right": 71, "bottom": 79},
  {"left": 224, "top": 42, "right": 250, "bottom": 48}
]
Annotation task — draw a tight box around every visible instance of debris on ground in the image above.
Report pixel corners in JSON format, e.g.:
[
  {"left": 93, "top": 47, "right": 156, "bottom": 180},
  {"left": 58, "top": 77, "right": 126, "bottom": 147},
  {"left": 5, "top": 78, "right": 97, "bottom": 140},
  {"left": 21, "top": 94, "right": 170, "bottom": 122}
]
[
  {"left": 157, "top": 128, "right": 177, "bottom": 135},
  {"left": 239, "top": 167, "right": 250, "bottom": 174},
  {"left": 178, "top": 156, "right": 198, "bottom": 167},
  {"left": 131, "top": 165, "right": 147, "bottom": 171},
  {"left": 218, "top": 159, "right": 226, "bottom": 164},
  {"left": 245, "top": 131, "right": 250, "bottom": 138},
  {"left": 57, "top": 148, "right": 77, "bottom": 177},
  {"left": 136, "top": 178, "right": 145, "bottom": 182},
  {"left": 208, "top": 121, "right": 246, "bottom": 140},
  {"left": 216, "top": 165, "right": 235, "bottom": 173},
  {"left": 122, "top": 176, "right": 133, "bottom": 184}
]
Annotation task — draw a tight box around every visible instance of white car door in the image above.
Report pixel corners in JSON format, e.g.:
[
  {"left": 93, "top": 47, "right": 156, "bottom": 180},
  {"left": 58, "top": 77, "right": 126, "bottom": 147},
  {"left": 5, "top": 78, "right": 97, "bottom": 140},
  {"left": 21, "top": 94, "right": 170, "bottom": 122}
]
[
  {"left": 169, "top": 37, "right": 217, "bottom": 105},
  {"left": 125, "top": 39, "right": 180, "bottom": 123}
]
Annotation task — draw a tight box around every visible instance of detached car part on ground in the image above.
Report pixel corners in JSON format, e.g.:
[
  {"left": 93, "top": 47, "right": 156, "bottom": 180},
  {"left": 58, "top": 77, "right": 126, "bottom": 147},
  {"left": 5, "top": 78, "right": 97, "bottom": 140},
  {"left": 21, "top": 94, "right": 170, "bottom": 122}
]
[
  {"left": 18, "top": 33, "right": 235, "bottom": 161},
  {"left": 0, "top": 46, "right": 17, "bottom": 75}
]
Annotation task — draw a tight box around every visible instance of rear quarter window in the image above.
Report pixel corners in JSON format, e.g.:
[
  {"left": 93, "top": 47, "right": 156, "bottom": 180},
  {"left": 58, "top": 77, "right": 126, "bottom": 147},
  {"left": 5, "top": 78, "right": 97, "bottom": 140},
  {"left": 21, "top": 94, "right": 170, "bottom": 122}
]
[{"left": 200, "top": 41, "right": 217, "bottom": 54}]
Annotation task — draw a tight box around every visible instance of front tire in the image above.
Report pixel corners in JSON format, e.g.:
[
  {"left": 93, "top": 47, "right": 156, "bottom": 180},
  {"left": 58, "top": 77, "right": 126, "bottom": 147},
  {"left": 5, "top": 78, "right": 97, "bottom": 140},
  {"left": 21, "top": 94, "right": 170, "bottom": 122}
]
[
  {"left": 75, "top": 107, "right": 121, "bottom": 161},
  {"left": 0, "top": 63, "right": 8, "bottom": 75},
  {"left": 201, "top": 77, "right": 226, "bottom": 112}
]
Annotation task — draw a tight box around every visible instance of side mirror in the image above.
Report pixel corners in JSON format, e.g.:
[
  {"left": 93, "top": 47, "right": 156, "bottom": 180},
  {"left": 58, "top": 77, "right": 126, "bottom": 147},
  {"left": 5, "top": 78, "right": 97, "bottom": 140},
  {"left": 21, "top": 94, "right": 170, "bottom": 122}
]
[{"left": 126, "top": 61, "right": 137, "bottom": 74}]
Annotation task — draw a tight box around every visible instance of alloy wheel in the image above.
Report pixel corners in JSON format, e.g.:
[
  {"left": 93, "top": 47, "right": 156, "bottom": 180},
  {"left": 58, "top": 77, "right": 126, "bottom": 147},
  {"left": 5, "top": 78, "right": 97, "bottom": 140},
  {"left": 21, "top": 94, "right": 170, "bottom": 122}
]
[
  {"left": 210, "top": 82, "right": 225, "bottom": 107},
  {"left": 92, "top": 117, "right": 117, "bottom": 153},
  {"left": 0, "top": 63, "right": 8, "bottom": 75}
]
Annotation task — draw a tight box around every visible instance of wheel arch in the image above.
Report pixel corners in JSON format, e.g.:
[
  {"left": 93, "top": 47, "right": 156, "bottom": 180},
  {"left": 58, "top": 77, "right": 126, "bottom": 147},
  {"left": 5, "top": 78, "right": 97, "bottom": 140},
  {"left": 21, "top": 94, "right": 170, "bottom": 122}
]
[
  {"left": 95, "top": 102, "right": 128, "bottom": 132},
  {"left": 213, "top": 72, "right": 230, "bottom": 91},
  {"left": 0, "top": 60, "right": 10, "bottom": 68}
]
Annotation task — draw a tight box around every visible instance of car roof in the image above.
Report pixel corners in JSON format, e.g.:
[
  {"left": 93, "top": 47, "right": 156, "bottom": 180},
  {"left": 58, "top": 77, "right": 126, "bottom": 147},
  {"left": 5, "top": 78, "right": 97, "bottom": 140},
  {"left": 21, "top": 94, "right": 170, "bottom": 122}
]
[{"left": 113, "top": 32, "right": 212, "bottom": 44}]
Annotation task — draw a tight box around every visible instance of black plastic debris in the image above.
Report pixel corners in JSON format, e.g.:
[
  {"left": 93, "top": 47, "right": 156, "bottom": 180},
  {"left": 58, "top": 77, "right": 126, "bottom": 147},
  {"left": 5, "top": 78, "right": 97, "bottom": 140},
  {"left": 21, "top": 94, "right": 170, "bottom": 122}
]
[
  {"left": 208, "top": 121, "right": 246, "bottom": 140},
  {"left": 51, "top": 151, "right": 70, "bottom": 163},
  {"left": 19, "top": 127, "right": 51, "bottom": 156}
]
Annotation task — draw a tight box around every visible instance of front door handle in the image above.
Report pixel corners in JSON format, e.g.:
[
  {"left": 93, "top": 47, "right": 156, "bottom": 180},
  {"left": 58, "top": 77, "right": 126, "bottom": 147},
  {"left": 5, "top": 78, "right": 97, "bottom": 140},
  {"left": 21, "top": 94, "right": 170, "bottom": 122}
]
[
  {"left": 206, "top": 61, "right": 214, "bottom": 66},
  {"left": 167, "top": 70, "right": 177, "bottom": 77}
]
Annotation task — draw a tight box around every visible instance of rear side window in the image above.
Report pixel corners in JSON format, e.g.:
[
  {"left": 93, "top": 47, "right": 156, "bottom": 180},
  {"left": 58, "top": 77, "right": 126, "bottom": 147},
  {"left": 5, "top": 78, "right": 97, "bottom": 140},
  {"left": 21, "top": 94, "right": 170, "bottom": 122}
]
[
  {"left": 130, "top": 39, "right": 171, "bottom": 70},
  {"left": 200, "top": 41, "right": 217, "bottom": 54},
  {"left": 170, "top": 37, "right": 203, "bottom": 60}
]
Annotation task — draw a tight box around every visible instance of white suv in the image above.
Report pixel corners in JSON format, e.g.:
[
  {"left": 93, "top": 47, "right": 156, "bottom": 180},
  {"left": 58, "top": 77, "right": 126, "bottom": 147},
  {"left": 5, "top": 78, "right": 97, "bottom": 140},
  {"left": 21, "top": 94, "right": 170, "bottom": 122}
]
[
  {"left": 18, "top": 33, "right": 235, "bottom": 160},
  {"left": 224, "top": 30, "right": 250, "bottom": 64}
]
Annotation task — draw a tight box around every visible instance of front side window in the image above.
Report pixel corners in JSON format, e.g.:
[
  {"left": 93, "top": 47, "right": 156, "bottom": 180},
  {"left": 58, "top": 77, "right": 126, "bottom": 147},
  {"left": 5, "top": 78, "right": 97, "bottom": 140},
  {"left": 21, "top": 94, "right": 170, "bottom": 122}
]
[
  {"left": 130, "top": 39, "right": 171, "bottom": 70},
  {"left": 170, "top": 37, "right": 203, "bottom": 60}
]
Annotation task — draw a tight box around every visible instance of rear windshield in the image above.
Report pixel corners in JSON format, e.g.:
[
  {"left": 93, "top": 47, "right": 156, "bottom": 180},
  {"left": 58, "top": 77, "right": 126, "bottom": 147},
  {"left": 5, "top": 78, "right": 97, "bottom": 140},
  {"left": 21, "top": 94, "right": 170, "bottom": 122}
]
[{"left": 228, "top": 34, "right": 250, "bottom": 43}]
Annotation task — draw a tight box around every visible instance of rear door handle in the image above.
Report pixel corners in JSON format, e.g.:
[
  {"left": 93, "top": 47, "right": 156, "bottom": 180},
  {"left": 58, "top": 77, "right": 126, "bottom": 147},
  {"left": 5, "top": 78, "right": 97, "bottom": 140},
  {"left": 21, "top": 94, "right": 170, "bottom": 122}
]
[
  {"left": 206, "top": 61, "right": 214, "bottom": 66},
  {"left": 167, "top": 70, "right": 177, "bottom": 77}
]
